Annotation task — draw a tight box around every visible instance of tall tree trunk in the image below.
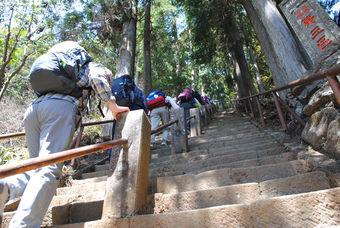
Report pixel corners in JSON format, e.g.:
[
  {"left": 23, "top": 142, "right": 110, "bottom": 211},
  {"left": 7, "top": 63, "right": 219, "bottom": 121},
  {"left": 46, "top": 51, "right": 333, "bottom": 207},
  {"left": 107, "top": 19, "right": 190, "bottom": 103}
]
[
  {"left": 143, "top": 0, "right": 152, "bottom": 95},
  {"left": 172, "top": 15, "right": 182, "bottom": 92},
  {"left": 221, "top": 1, "right": 257, "bottom": 98},
  {"left": 114, "top": 1, "right": 137, "bottom": 78},
  {"left": 237, "top": 5, "right": 265, "bottom": 93},
  {"left": 189, "top": 29, "right": 196, "bottom": 90},
  {"left": 241, "top": 0, "right": 310, "bottom": 88},
  {"left": 135, "top": 47, "right": 143, "bottom": 88}
]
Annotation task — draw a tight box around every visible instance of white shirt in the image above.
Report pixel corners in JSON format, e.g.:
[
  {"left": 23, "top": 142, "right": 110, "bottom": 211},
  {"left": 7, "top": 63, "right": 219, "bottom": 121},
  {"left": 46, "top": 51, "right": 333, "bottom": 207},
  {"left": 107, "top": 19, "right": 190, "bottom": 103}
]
[{"left": 165, "top": 96, "right": 179, "bottom": 109}]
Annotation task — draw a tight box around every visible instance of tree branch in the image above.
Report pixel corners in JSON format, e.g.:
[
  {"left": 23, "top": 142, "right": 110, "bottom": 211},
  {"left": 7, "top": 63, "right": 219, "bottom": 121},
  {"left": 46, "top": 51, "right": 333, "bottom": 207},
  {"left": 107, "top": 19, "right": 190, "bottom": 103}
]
[{"left": 0, "top": 54, "right": 30, "bottom": 101}]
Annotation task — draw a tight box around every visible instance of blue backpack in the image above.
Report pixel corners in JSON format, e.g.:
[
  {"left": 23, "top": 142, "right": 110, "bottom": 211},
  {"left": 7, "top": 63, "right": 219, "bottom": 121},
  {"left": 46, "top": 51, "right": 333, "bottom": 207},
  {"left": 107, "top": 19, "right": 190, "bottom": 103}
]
[{"left": 111, "top": 74, "right": 147, "bottom": 111}]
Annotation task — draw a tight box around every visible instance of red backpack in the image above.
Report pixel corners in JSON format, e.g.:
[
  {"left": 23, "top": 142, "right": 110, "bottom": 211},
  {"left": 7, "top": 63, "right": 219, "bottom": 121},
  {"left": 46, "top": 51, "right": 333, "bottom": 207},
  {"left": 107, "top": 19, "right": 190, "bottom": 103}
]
[{"left": 147, "top": 91, "right": 166, "bottom": 110}]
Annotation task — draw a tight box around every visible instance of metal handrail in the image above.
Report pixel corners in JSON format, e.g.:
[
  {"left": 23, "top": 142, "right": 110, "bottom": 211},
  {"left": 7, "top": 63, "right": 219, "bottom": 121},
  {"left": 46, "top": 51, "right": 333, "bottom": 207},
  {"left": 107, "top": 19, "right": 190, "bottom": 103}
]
[
  {"left": 0, "top": 113, "right": 197, "bottom": 177},
  {"left": 0, "top": 138, "right": 128, "bottom": 178},
  {"left": 150, "top": 115, "right": 195, "bottom": 135},
  {"left": 151, "top": 119, "right": 179, "bottom": 135},
  {"left": 0, "top": 132, "right": 25, "bottom": 140},
  {"left": 233, "top": 65, "right": 340, "bottom": 130},
  {"left": 236, "top": 65, "right": 340, "bottom": 103}
]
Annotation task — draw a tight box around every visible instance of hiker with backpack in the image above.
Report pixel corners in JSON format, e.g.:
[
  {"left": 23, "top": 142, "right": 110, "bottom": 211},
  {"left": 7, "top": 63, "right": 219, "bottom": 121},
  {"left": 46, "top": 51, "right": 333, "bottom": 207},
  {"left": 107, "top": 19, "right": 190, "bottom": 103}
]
[
  {"left": 147, "top": 91, "right": 179, "bottom": 148},
  {"left": 193, "top": 90, "right": 206, "bottom": 106},
  {"left": 0, "top": 41, "right": 129, "bottom": 228},
  {"left": 105, "top": 74, "right": 147, "bottom": 160},
  {"left": 178, "top": 88, "right": 196, "bottom": 132}
]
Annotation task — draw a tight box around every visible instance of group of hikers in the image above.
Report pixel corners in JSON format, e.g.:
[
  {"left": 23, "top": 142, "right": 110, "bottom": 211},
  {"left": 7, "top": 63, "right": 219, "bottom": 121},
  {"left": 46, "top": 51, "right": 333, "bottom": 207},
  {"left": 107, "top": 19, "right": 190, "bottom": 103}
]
[
  {"left": 0, "top": 41, "right": 212, "bottom": 227},
  {"left": 147, "top": 89, "right": 212, "bottom": 148}
]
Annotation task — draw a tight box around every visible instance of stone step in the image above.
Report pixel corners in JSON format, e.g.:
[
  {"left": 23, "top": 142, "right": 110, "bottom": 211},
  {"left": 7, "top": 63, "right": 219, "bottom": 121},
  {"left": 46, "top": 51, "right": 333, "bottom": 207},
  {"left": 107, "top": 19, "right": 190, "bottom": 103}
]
[
  {"left": 48, "top": 187, "right": 340, "bottom": 228},
  {"left": 82, "top": 170, "right": 108, "bottom": 179},
  {"left": 95, "top": 144, "right": 284, "bottom": 174},
  {"left": 52, "top": 200, "right": 103, "bottom": 225},
  {"left": 48, "top": 194, "right": 154, "bottom": 227},
  {"left": 70, "top": 176, "right": 107, "bottom": 186},
  {"left": 50, "top": 191, "right": 105, "bottom": 208},
  {"left": 150, "top": 139, "right": 277, "bottom": 160},
  {"left": 193, "top": 152, "right": 295, "bottom": 175},
  {"left": 189, "top": 135, "right": 274, "bottom": 151},
  {"left": 154, "top": 171, "right": 330, "bottom": 213},
  {"left": 56, "top": 181, "right": 106, "bottom": 196},
  {"left": 189, "top": 127, "right": 262, "bottom": 140},
  {"left": 249, "top": 187, "right": 340, "bottom": 227},
  {"left": 149, "top": 152, "right": 295, "bottom": 177},
  {"left": 82, "top": 149, "right": 292, "bottom": 183},
  {"left": 151, "top": 140, "right": 283, "bottom": 162},
  {"left": 157, "top": 160, "right": 310, "bottom": 194},
  {"left": 151, "top": 143, "right": 284, "bottom": 168},
  {"left": 95, "top": 164, "right": 109, "bottom": 172},
  {"left": 188, "top": 132, "right": 268, "bottom": 144}
]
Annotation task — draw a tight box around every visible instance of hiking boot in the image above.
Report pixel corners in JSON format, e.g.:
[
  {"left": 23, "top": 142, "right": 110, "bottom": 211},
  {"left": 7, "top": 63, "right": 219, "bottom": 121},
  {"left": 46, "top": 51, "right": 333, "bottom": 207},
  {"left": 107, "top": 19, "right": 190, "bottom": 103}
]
[
  {"left": 0, "top": 180, "right": 9, "bottom": 226},
  {"left": 161, "top": 139, "right": 170, "bottom": 146}
]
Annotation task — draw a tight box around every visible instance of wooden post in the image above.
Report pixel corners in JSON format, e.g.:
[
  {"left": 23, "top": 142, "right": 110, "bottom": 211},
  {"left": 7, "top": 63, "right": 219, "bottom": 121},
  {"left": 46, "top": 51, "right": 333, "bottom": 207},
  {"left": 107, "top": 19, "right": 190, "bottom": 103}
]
[
  {"left": 190, "top": 108, "right": 201, "bottom": 136},
  {"left": 200, "top": 106, "right": 208, "bottom": 127},
  {"left": 102, "top": 110, "right": 151, "bottom": 218},
  {"left": 170, "top": 108, "right": 188, "bottom": 154}
]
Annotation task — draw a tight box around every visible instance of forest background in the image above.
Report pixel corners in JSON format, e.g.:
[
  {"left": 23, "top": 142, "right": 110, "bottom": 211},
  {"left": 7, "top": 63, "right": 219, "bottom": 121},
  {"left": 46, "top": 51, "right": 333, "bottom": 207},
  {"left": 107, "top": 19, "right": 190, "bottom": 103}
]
[{"left": 0, "top": 0, "right": 339, "bottom": 164}]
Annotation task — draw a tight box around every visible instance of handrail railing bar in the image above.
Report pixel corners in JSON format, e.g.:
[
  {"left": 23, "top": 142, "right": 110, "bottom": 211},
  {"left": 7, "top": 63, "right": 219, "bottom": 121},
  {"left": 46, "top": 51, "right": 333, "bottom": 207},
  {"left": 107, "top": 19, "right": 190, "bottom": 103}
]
[
  {"left": 0, "top": 120, "right": 116, "bottom": 141},
  {"left": 151, "top": 119, "right": 179, "bottom": 135},
  {"left": 0, "top": 132, "right": 25, "bottom": 140},
  {"left": 150, "top": 115, "right": 196, "bottom": 135},
  {"left": 0, "top": 138, "right": 128, "bottom": 178},
  {"left": 81, "top": 119, "right": 115, "bottom": 127},
  {"left": 186, "top": 115, "right": 195, "bottom": 121},
  {"left": 237, "top": 65, "right": 340, "bottom": 101}
]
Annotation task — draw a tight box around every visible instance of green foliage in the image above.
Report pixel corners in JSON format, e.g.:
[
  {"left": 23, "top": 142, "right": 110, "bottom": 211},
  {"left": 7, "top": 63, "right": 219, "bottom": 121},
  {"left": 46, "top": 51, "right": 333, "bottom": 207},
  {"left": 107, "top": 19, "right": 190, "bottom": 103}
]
[{"left": 0, "top": 145, "right": 29, "bottom": 165}]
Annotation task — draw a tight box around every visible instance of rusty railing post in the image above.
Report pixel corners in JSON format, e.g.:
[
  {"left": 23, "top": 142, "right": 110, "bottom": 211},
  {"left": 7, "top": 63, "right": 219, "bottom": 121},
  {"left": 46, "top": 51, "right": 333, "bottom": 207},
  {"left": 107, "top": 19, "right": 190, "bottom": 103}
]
[
  {"left": 243, "top": 100, "right": 249, "bottom": 115},
  {"left": 255, "top": 96, "right": 265, "bottom": 126},
  {"left": 248, "top": 98, "right": 254, "bottom": 118},
  {"left": 276, "top": 96, "right": 305, "bottom": 127},
  {"left": 272, "top": 92, "right": 287, "bottom": 131},
  {"left": 326, "top": 75, "right": 340, "bottom": 105}
]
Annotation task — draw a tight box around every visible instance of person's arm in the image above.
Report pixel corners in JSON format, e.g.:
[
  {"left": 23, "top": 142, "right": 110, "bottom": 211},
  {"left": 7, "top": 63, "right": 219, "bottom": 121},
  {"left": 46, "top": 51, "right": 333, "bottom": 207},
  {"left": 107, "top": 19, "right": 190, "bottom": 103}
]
[
  {"left": 165, "top": 96, "right": 179, "bottom": 109},
  {"left": 86, "top": 63, "right": 130, "bottom": 119},
  {"left": 107, "top": 99, "right": 129, "bottom": 120}
]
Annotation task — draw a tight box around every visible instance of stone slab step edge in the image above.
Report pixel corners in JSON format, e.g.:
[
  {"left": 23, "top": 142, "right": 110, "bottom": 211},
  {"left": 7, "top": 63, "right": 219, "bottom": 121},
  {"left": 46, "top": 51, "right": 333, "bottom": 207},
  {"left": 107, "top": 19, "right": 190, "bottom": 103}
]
[
  {"left": 149, "top": 152, "right": 295, "bottom": 177},
  {"left": 83, "top": 150, "right": 293, "bottom": 181},
  {"left": 151, "top": 141, "right": 284, "bottom": 165},
  {"left": 154, "top": 171, "right": 330, "bottom": 213},
  {"left": 46, "top": 187, "right": 340, "bottom": 228},
  {"left": 157, "top": 160, "right": 310, "bottom": 194},
  {"left": 151, "top": 140, "right": 283, "bottom": 162}
]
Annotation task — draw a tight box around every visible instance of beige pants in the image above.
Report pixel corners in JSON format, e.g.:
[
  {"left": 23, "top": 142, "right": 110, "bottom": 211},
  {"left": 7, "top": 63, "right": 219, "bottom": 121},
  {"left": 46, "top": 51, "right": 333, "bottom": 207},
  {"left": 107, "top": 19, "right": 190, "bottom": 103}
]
[{"left": 150, "top": 106, "right": 169, "bottom": 142}]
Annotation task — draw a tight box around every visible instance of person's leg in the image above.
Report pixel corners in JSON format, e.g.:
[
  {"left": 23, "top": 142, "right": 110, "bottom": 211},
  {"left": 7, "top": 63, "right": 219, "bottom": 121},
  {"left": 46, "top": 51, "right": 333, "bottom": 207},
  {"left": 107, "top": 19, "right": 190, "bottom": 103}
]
[
  {"left": 150, "top": 108, "right": 161, "bottom": 143},
  {"left": 180, "top": 102, "right": 191, "bottom": 133},
  {"left": 9, "top": 99, "right": 77, "bottom": 228},
  {"left": 0, "top": 104, "right": 39, "bottom": 225},
  {"left": 160, "top": 107, "right": 170, "bottom": 142}
]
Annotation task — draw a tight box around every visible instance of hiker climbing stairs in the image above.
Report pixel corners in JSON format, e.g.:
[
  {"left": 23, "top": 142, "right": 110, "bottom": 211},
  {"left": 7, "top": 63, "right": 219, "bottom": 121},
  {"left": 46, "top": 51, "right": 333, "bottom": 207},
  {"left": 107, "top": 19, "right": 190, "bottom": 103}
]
[{"left": 2, "top": 109, "right": 340, "bottom": 227}]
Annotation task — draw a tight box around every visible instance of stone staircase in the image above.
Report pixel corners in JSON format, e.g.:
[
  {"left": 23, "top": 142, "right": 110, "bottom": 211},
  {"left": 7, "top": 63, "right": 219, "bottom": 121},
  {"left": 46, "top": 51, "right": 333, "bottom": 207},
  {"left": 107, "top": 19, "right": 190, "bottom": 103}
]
[{"left": 3, "top": 110, "right": 340, "bottom": 227}]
